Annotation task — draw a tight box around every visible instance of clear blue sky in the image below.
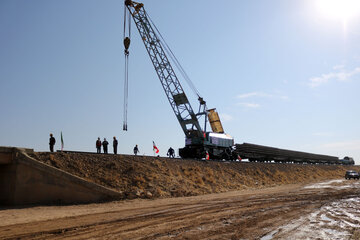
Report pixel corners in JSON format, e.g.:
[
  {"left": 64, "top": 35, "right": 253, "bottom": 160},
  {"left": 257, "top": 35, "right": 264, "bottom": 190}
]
[{"left": 1, "top": 0, "right": 360, "bottom": 163}]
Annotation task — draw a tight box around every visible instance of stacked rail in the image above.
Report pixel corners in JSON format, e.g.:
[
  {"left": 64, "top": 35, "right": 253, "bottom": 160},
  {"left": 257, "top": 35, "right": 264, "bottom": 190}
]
[{"left": 235, "top": 143, "right": 340, "bottom": 164}]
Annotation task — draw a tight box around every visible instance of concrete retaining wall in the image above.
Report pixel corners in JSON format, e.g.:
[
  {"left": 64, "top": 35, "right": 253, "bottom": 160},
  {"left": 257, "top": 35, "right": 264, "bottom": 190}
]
[{"left": 0, "top": 147, "right": 121, "bottom": 205}]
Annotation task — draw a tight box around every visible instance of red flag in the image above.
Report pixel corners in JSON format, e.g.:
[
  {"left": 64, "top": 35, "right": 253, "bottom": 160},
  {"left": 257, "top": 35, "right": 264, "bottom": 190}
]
[
  {"left": 237, "top": 155, "right": 242, "bottom": 161},
  {"left": 206, "top": 151, "right": 210, "bottom": 160},
  {"left": 153, "top": 141, "right": 159, "bottom": 154}
]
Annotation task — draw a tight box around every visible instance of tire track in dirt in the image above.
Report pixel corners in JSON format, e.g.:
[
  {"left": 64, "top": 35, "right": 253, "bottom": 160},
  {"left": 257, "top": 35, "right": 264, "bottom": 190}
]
[{"left": 2, "top": 182, "right": 359, "bottom": 240}]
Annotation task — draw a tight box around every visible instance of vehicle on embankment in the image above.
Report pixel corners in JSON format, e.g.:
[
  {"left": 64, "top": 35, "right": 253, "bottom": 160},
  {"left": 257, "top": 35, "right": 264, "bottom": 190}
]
[{"left": 345, "top": 170, "right": 360, "bottom": 179}]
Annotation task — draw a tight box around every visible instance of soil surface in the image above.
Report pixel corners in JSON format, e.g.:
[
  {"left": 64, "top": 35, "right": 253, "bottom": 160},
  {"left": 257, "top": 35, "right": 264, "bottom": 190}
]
[
  {"left": 31, "top": 152, "right": 360, "bottom": 199},
  {"left": 1, "top": 152, "right": 360, "bottom": 239},
  {"left": 1, "top": 180, "right": 360, "bottom": 239}
]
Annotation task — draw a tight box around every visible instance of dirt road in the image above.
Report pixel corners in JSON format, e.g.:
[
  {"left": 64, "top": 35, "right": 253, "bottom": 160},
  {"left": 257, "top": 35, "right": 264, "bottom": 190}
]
[{"left": 1, "top": 179, "right": 359, "bottom": 239}]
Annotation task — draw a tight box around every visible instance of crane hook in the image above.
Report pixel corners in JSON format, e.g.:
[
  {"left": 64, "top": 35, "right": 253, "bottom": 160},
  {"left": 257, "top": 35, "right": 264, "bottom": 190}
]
[{"left": 124, "top": 37, "right": 130, "bottom": 55}]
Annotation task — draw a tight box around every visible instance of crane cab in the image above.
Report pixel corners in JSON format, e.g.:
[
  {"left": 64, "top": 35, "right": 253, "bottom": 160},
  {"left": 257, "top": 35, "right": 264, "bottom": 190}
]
[{"left": 180, "top": 132, "right": 235, "bottom": 160}]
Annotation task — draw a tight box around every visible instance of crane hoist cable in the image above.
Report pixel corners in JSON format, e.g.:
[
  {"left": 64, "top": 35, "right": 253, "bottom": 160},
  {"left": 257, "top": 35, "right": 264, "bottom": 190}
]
[
  {"left": 146, "top": 12, "right": 202, "bottom": 101},
  {"left": 123, "top": 6, "right": 131, "bottom": 131},
  {"left": 123, "top": 2, "right": 206, "bottom": 135},
  {"left": 146, "top": 12, "right": 209, "bottom": 130}
]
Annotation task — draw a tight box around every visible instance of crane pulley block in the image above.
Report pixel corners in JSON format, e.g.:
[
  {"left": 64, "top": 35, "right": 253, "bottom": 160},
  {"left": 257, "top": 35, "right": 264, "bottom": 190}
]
[{"left": 123, "top": 37, "right": 130, "bottom": 52}]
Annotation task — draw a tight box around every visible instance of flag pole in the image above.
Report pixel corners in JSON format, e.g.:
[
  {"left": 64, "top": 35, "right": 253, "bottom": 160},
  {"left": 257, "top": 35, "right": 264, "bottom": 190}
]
[{"left": 61, "top": 131, "right": 64, "bottom": 152}]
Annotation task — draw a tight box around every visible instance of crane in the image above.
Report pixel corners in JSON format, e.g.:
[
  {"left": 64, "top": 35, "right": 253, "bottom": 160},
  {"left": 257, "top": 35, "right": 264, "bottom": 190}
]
[{"left": 123, "top": 0, "right": 236, "bottom": 160}]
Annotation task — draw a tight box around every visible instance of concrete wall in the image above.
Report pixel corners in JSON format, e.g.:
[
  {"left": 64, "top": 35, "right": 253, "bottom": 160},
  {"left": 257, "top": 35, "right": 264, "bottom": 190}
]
[
  {"left": 0, "top": 147, "right": 121, "bottom": 205},
  {"left": 0, "top": 147, "right": 16, "bottom": 204},
  {"left": 0, "top": 162, "right": 16, "bottom": 204}
]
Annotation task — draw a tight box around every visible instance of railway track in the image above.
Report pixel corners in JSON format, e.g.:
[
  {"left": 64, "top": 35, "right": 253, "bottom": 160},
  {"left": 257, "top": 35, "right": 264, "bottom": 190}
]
[
  {"left": 55, "top": 143, "right": 354, "bottom": 165},
  {"left": 235, "top": 143, "right": 354, "bottom": 165}
]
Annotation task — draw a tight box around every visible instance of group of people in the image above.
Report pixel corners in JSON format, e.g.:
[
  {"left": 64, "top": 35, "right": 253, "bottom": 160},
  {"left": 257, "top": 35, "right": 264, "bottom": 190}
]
[
  {"left": 96, "top": 137, "right": 118, "bottom": 154},
  {"left": 48, "top": 133, "right": 175, "bottom": 157}
]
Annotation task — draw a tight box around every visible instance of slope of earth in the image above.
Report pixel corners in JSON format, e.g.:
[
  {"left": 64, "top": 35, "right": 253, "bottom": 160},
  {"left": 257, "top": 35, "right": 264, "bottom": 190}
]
[{"left": 31, "top": 152, "right": 360, "bottom": 200}]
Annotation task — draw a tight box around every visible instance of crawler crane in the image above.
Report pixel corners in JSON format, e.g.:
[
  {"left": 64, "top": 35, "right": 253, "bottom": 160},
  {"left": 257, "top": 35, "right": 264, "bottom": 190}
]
[{"left": 123, "top": 0, "right": 236, "bottom": 160}]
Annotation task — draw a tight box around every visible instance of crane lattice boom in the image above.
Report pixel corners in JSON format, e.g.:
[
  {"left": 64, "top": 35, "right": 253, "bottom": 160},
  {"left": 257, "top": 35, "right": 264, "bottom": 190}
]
[{"left": 125, "top": 0, "right": 204, "bottom": 139}]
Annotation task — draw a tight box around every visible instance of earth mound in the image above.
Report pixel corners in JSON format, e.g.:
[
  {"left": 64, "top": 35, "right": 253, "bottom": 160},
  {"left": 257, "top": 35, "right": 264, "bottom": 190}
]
[{"left": 32, "top": 152, "right": 359, "bottom": 200}]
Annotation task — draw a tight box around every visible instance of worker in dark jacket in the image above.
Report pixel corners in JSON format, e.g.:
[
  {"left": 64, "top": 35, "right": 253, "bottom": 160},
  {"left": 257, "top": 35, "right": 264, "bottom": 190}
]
[
  {"left": 96, "top": 137, "right": 101, "bottom": 153},
  {"left": 49, "top": 133, "right": 56, "bottom": 152},
  {"left": 113, "top": 136, "right": 118, "bottom": 154},
  {"left": 133, "top": 144, "right": 139, "bottom": 155},
  {"left": 102, "top": 138, "right": 109, "bottom": 154},
  {"left": 167, "top": 147, "right": 175, "bottom": 158}
]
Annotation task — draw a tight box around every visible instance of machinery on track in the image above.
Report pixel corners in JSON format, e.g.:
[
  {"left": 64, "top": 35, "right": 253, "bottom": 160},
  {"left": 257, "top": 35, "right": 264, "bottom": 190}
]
[
  {"left": 122, "top": 1, "right": 354, "bottom": 165},
  {"left": 123, "top": 0, "right": 236, "bottom": 160}
]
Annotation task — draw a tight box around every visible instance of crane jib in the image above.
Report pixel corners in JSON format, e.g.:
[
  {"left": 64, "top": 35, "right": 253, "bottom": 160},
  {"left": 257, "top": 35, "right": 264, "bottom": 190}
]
[{"left": 124, "top": 1, "right": 204, "bottom": 138}]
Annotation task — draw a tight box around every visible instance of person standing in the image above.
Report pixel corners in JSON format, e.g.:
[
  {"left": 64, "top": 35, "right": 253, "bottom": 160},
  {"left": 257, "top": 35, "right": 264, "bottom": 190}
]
[
  {"left": 133, "top": 144, "right": 139, "bottom": 155},
  {"left": 113, "top": 136, "right": 118, "bottom": 154},
  {"left": 96, "top": 137, "right": 102, "bottom": 153},
  {"left": 167, "top": 147, "right": 175, "bottom": 158},
  {"left": 49, "top": 133, "right": 56, "bottom": 152},
  {"left": 103, "top": 138, "right": 109, "bottom": 154}
]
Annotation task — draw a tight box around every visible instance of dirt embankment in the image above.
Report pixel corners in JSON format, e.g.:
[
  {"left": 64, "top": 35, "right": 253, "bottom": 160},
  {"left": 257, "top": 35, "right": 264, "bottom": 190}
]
[{"left": 32, "top": 152, "right": 359, "bottom": 200}]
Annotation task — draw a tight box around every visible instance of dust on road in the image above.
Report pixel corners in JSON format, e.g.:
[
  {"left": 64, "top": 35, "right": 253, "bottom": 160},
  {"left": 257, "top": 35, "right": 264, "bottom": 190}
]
[{"left": 1, "top": 179, "right": 359, "bottom": 239}]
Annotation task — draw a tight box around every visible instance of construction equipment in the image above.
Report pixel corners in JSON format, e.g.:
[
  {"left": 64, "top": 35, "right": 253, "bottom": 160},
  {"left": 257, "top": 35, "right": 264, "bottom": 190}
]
[
  {"left": 122, "top": 1, "right": 354, "bottom": 164},
  {"left": 123, "top": 0, "right": 236, "bottom": 160}
]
